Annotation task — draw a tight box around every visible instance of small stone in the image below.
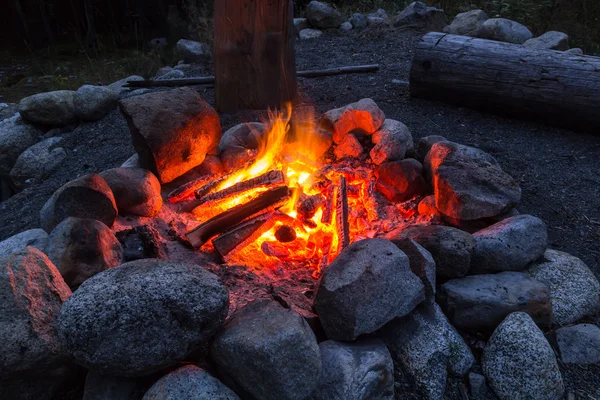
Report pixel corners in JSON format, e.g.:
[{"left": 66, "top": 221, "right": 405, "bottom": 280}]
[
  {"left": 527, "top": 249, "right": 600, "bottom": 326},
  {"left": 483, "top": 312, "right": 564, "bottom": 400},
  {"left": 154, "top": 66, "right": 173, "bottom": 79},
  {"left": 479, "top": 18, "right": 533, "bottom": 44},
  {"left": 45, "top": 217, "right": 123, "bottom": 289},
  {"left": 415, "top": 134, "right": 447, "bottom": 162},
  {"left": 211, "top": 300, "right": 321, "bottom": 400},
  {"left": 393, "top": 1, "right": 447, "bottom": 32},
  {"left": 443, "top": 10, "right": 488, "bottom": 37},
  {"left": 315, "top": 239, "right": 425, "bottom": 340},
  {"left": 523, "top": 31, "right": 569, "bottom": 51},
  {"left": 379, "top": 303, "right": 474, "bottom": 400},
  {"left": 367, "top": 17, "right": 385, "bottom": 26},
  {"left": 340, "top": 21, "right": 353, "bottom": 31},
  {"left": 370, "top": 119, "right": 413, "bottom": 164},
  {"left": 299, "top": 28, "right": 323, "bottom": 40},
  {"left": 74, "top": 85, "right": 119, "bottom": 121},
  {"left": 349, "top": 13, "right": 368, "bottom": 29},
  {"left": 40, "top": 173, "right": 118, "bottom": 232},
  {"left": 19, "top": 90, "right": 78, "bottom": 126},
  {"left": 143, "top": 365, "right": 240, "bottom": 400},
  {"left": 334, "top": 133, "right": 363, "bottom": 159},
  {"left": 320, "top": 98, "right": 385, "bottom": 144},
  {"left": 108, "top": 75, "right": 144, "bottom": 95},
  {"left": 100, "top": 168, "right": 162, "bottom": 217},
  {"left": 438, "top": 271, "right": 553, "bottom": 332},
  {"left": 306, "top": 1, "right": 343, "bottom": 29},
  {"left": 294, "top": 18, "right": 310, "bottom": 34},
  {"left": 0, "top": 247, "right": 71, "bottom": 379},
  {"left": 58, "top": 259, "right": 229, "bottom": 376},
  {"left": 555, "top": 324, "right": 600, "bottom": 365},
  {"left": 417, "top": 195, "right": 441, "bottom": 217},
  {"left": 0, "top": 114, "right": 43, "bottom": 175},
  {"left": 156, "top": 69, "right": 185, "bottom": 80},
  {"left": 368, "top": 9, "right": 389, "bottom": 20},
  {"left": 425, "top": 141, "right": 521, "bottom": 221},
  {"left": 469, "top": 373, "right": 490, "bottom": 399},
  {"left": 387, "top": 224, "right": 474, "bottom": 280},
  {"left": 309, "top": 339, "right": 394, "bottom": 400},
  {"left": 375, "top": 159, "right": 427, "bottom": 202},
  {"left": 10, "top": 137, "right": 67, "bottom": 188},
  {"left": 0, "top": 229, "right": 48, "bottom": 258},
  {"left": 471, "top": 215, "right": 548, "bottom": 274},
  {"left": 175, "top": 39, "right": 210, "bottom": 63}
]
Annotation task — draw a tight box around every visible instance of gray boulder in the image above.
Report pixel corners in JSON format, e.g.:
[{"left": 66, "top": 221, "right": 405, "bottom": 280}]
[
  {"left": 10, "top": 137, "right": 67, "bottom": 188},
  {"left": 108, "top": 75, "right": 144, "bottom": 95},
  {"left": 74, "top": 85, "right": 119, "bottom": 121},
  {"left": 387, "top": 224, "right": 474, "bottom": 280},
  {"left": 309, "top": 339, "right": 394, "bottom": 400},
  {"left": 479, "top": 18, "right": 533, "bottom": 44},
  {"left": 350, "top": 13, "right": 368, "bottom": 29},
  {"left": 218, "top": 122, "right": 267, "bottom": 171},
  {"left": 368, "top": 9, "right": 389, "bottom": 20},
  {"left": 40, "top": 173, "right": 118, "bottom": 232},
  {"left": 438, "top": 272, "right": 553, "bottom": 333},
  {"left": 19, "top": 90, "right": 78, "bottom": 126},
  {"left": 83, "top": 370, "right": 148, "bottom": 400},
  {"left": 367, "top": 17, "right": 385, "bottom": 26},
  {"left": 379, "top": 303, "right": 474, "bottom": 400},
  {"left": 394, "top": 238, "right": 436, "bottom": 301},
  {"left": 315, "top": 238, "right": 425, "bottom": 340},
  {"left": 306, "top": 1, "right": 343, "bottom": 29},
  {"left": 425, "top": 141, "right": 521, "bottom": 221},
  {"left": 394, "top": 2, "right": 446, "bottom": 32},
  {"left": 555, "top": 324, "right": 600, "bottom": 364},
  {"left": 0, "top": 114, "right": 43, "bottom": 175},
  {"left": 470, "top": 214, "right": 548, "bottom": 274},
  {"left": 523, "top": 31, "right": 569, "bottom": 50},
  {"left": 58, "top": 259, "right": 229, "bottom": 376},
  {"left": 0, "top": 229, "right": 48, "bottom": 258},
  {"left": 320, "top": 98, "right": 385, "bottom": 144},
  {"left": 0, "top": 247, "right": 71, "bottom": 379},
  {"left": 527, "top": 249, "right": 600, "bottom": 326},
  {"left": 443, "top": 10, "right": 488, "bottom": 36},
  {"left": 370, "top": 118, "right": 414, "bottom": 165},
  {"left": 143, "top": 365, "right": 239, "bottom": 400},
  {"left": 211, "top": 300, "right": 321, "bottom": 400},
  {"left": 0, "top": 102, "right": 19, "bottom": 121},
  {"left": 46, "top": 217, "right": 123, "bottom": 289},
  {"left": 99, "top": 168, "right": 162, "bottom": 217},
  {"left": 299, "top": 28, "right": 323, "bottom": 40},
  {"left": 334, "top": 133, "right": 363, "bottom": 159},
  {"left": 415, "top": 134, "right": 447, "bottom": 162},
  {"left": 374, "top": 159, "right": 427, "bottom": 203},
  {"left": 483, "top": 312, "right": 564, "bottom": 400},
  {"left": 294, "top": 18, "right": 310, "bottom": 34},
  {"left": 175, "top": 39, "right": 210, "bottom": 63}
]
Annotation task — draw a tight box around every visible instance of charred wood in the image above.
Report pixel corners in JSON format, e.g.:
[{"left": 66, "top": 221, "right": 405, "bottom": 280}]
[{"left": 335, "top": 176, "right": 350, "bottom": 250}]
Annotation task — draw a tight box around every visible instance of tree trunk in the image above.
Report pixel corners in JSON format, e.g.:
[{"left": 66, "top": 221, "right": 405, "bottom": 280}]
[
  {"left": 410, "top": 33, "right": 600, "bottom": 133},
  {"left": 214, "top": 0, "right": 297, "bottom": 112}
]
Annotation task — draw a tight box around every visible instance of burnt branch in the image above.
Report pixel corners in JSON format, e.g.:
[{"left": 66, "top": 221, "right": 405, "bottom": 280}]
[{"left": 335, "top": 176, "right": 350, "bottom": 250}]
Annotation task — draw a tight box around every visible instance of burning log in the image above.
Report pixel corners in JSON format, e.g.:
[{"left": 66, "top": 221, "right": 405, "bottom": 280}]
[
  {"left": 335, "top": 176, "right": 350, "bottom": 250},
  {"left": 212, "top": 212, "right": 276, "bottom": 256},
  {"left": 186, "top": 186, "right": 290, "bottom": 248},
  {"left": 297, "top": 194, "right": 325, "bottom": 220},
  {"left": 167, "top": 174, "right": 214, "bottom": 203},
  {"left": 275, "top": 225, "right": 297, "bottom": 243},
  {"left": 321, "top": 186, "right": 335, "bottom": 225},
  {"left": 195, "top": 170, "right": 285, "bottom": 204}
]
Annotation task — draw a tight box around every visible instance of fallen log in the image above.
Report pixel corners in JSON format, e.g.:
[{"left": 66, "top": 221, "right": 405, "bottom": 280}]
[
  {"left": 410, "top": 32, "right": 600, "bottom": 133},
  {"left": 335, "top": 176, "right": 350, "bottom": 250},
  {"left": 195, "top": 170, "right": 285, "bottom": 203},
  {"left": 124, "top": 65, "right": 381, "bottom": 88},
  {"left": 186, "top": 186, "right": 290, "bottom": 248}
]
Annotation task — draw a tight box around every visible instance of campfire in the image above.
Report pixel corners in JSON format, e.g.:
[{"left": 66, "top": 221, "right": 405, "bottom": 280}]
[{"left": 164, "top": 102, "right": 423, "bottom": 276}]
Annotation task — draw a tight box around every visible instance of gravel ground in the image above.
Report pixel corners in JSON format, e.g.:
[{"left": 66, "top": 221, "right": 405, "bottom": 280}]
[{"left": 1, "top": 27, "right": 599, "bottom": 398}]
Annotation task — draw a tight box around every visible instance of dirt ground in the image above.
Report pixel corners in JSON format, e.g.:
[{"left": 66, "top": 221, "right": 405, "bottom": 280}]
[{"left": 1, "top": 27, "right": 599, "bottom": 398}]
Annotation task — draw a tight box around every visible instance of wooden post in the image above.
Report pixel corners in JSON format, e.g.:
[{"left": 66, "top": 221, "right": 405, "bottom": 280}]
[{"left": 214, "top": 0, "right": 297, "bottom": 112}]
